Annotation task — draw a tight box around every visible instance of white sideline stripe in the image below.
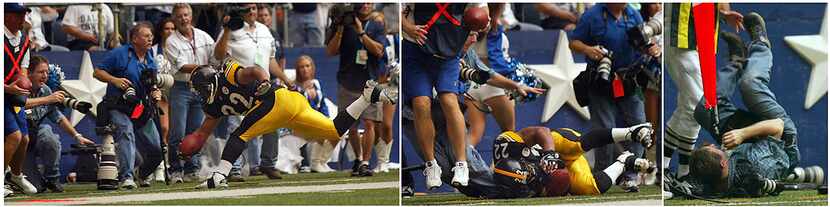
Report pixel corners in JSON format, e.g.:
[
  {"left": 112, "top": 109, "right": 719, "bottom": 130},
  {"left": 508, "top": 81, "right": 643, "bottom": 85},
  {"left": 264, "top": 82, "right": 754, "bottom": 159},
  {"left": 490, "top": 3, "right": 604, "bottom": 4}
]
[
  {"left": 721, "top": 199, "right": 827, "bottom": 206},
  {"left": 577, "top": 199, "right": 661, "bottom": 206},
  {"left": 8, "top": 181, "right": 399, "bottom": 205}
]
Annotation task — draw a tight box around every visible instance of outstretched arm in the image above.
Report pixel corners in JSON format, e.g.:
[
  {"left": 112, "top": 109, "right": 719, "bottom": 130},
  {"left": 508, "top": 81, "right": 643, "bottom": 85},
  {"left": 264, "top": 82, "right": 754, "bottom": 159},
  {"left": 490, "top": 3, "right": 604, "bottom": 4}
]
[{"left": 722, "top": 118, "right": 784, "bottom": 149}]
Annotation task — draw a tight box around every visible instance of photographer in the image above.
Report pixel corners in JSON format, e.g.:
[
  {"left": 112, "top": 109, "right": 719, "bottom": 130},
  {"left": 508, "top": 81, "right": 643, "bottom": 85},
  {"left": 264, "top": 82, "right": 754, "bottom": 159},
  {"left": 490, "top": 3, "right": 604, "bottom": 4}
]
[
  {"left": 325, "top": 3, "right": 388, "bottom": 177},
  {"left": 568, "top": 3, "right": 659, "bottom": 192},
  {"left": 93, "top": 22, "right": 163, "bottom": 189},
  {"left": 213, "top": 3, "right": 288, "bottom": 181},
  {"left": 23, "top": 55, "right": 94, "bottom": 193}
]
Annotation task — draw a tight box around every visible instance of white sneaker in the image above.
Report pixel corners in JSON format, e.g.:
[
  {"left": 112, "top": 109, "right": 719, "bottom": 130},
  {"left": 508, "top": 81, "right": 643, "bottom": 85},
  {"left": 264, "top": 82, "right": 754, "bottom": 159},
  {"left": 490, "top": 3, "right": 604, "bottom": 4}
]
[
  {"left": 451, "top": 162, "right": 469, "bottom": 187},
  {"left": 170, "top": 171, "right": 184, "bottom": 184},
  {"left": 424, "top": 161, "right": 442, "bottom": 190},
  {"left": 120, "top": 178, "right": 137, "bottom": 190},
  {"left": 153, "top": 164, "right": 165, "bottom": 182},
  {"left": 10, "top": 174, "right": 37, "bottom": 194},
  {"left": 138, "top": 176, "right": 152, "bottom": 187},
  {"left": 196, "top": 172, "right": 228, "bottom": 189}
]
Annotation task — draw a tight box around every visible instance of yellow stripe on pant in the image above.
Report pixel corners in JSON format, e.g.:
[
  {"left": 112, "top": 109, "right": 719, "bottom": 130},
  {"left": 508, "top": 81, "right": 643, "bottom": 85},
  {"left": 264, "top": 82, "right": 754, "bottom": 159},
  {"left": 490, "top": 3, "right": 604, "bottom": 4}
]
[
  {"left": 550, "top": 130, "right": 600, "bottom": 195},
  {"left": 237, "top": 88, "right": 340, "bottom": 143}
]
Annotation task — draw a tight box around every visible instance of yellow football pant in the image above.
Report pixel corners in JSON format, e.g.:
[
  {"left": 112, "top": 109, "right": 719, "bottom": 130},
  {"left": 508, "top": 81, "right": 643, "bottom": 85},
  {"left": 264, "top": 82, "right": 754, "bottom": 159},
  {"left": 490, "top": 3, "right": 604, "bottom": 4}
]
[
  {"left": 235, "top": 88, "right": 340, "bottom": 143},
  {"left": 551, "top": 130, "right": 601, "bottom": 195}
]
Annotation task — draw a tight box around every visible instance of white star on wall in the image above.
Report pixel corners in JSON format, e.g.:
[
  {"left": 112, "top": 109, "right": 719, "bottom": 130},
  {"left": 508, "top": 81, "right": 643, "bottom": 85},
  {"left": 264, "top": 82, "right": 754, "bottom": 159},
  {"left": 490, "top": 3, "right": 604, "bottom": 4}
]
[
  {"left": 784, "top": 6, "right": 828, "bottom": 110},
  {"left": 529, "top": 30, "right": 591, "bottom": 122},
  {"left": 61, "top": 51, "right": 107, "bottom": 126}
]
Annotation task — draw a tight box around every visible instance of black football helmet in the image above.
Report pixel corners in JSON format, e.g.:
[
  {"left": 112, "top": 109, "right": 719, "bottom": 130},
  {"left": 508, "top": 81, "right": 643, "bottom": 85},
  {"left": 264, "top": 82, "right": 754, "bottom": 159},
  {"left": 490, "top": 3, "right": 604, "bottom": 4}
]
[
  {"left": 190, "top": 65, "right": 219, "bottom": 104},
  {"left": 493, "top": 157, "right": 536, "bottom": 198}
]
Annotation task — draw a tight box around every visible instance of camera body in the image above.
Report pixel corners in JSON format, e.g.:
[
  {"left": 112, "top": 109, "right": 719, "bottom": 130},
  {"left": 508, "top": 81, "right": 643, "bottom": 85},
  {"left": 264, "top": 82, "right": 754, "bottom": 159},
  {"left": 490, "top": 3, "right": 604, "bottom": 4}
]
[
  {"left": 594, "top": 46, "right": 614, "bottom": 82},
  {"left": 225, "top": 5, "right": 252, "bottom": 31},
  {"left": 329, "top": 4, "right": 359, "bottom": 27}
]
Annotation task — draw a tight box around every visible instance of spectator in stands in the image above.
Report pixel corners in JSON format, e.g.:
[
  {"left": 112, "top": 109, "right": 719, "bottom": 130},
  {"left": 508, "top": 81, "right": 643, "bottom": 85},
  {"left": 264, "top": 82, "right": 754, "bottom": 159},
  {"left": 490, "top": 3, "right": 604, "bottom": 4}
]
[
  {"left": 26, "top": 6, "right": 70, "bottom": 52},
  {"left": 24, "top": 55, "right": 95, "bottom": 193},
  {"left": 214, "top": 3, "right": 290, "bottom": 181},
  {"left": 93, "top": 22, "right": 163, "bottom": 189},
  {"left": 293, "top": 55, "right": 337, "bottom": 173},
  {"left": 289, "top": 3, "right": 324, "bottom": 47},
  {"left": 61, "top": 3, "right": 119, "bottom": 51},
  {"left": 500, "top": 3, "right": 544, "bottom": 31},
  {"left": 254, "top": 3, "right": 288, "bottom": 177},
  {"left": 5, "top": 3, "right": 37, "bottom": 197},
  {"left": 150, "top": 17, "right": 176, "bottom": 182},
  {"left": 325, "top": 3, "right": 388, "bottom": 177},
  {"left": 165, "top": 3, "right": 214, "bottom": 184},
  {"left": 536, "top": 3, "right": 583, "bottom": 31}
]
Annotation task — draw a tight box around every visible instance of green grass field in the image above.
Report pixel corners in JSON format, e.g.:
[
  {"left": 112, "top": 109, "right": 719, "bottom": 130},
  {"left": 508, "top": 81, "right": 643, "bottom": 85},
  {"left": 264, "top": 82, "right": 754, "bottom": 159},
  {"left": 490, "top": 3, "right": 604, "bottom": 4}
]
[
  {"left": 402, "top": 185, "right": 661, "bottom": 205},
  {"left": 5, "top": 169, "right": 399, "bottom": 205},
  {"left": 665, "top": 189, "right": 828, "bottom": 206}
]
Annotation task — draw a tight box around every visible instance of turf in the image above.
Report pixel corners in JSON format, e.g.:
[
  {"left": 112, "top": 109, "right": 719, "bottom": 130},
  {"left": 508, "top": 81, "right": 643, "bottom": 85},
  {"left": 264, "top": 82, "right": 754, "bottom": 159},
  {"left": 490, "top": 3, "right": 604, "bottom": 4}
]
[
  {"left": 6, "top": 169, "right": 399, "bottom": 205},
  {"left": 402, "top": 185, "right": 661, "bottom": 205},
  {"left": 665, "top": 189, "right": 828, "bottom": 206}
]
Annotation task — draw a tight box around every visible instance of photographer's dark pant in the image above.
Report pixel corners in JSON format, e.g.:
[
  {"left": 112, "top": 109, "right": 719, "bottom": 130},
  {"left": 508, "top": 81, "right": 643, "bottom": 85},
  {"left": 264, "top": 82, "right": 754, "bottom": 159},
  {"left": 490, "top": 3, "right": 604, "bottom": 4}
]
[{"left": 110, "top": 110, "right": 162, "bottom": 181}]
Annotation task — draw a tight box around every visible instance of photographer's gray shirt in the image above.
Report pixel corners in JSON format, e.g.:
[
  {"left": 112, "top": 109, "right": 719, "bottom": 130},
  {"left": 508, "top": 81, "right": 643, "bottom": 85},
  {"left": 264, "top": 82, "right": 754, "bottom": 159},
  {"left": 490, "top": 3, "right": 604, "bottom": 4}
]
[{"left": 25, "top": 86, "right": 65, "bottom": 125}]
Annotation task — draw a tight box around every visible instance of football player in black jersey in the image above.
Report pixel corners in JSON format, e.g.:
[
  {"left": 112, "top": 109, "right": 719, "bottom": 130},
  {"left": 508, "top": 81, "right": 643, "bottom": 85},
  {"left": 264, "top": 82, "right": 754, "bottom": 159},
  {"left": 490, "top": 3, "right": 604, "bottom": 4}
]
[
  {"left": 490, "top": 124, "right": 656, "bottom": 198},
  {"left": 183, "top": 58, "right": 397, "bottom": 189}
]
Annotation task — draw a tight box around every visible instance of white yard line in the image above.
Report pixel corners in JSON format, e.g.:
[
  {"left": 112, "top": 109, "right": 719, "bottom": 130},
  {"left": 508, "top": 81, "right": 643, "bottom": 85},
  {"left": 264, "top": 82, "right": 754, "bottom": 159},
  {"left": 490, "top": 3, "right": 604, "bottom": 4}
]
[
  {"left": 577, "top": 199, "right": 662, "bottom": 206},
  {"left": 7, "top": 181, "right": 399, "bottom": 205}
]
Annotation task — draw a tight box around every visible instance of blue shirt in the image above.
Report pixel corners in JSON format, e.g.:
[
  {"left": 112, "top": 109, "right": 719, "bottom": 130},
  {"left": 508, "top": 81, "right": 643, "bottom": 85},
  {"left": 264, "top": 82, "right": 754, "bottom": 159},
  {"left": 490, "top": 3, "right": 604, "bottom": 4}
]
[
  {"left": 96, "top": 44, "right": 158, "bottom": 99},
  {"left": 569, "top": 4, "right": 643, "bottom": 71},
  {"left": 26, "top": 85, "right": 65, "bottom": 125}
]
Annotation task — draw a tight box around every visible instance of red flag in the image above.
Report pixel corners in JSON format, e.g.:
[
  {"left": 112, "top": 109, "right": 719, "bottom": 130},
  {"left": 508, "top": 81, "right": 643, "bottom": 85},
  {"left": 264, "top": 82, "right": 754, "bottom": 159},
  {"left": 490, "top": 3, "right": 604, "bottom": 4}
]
[{"left": 693, "top": 3, "right": 717, "bottom": 109}]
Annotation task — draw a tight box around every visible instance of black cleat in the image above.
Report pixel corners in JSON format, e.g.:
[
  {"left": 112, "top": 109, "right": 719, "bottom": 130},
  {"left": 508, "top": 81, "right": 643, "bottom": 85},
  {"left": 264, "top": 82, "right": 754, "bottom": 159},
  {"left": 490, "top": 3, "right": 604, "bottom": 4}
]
[
  {"left": 357, "top": 164, "right": 374, "bottom": 177},
  {"left": 744, "top": 12, "right": 770, "bottom": 48}
]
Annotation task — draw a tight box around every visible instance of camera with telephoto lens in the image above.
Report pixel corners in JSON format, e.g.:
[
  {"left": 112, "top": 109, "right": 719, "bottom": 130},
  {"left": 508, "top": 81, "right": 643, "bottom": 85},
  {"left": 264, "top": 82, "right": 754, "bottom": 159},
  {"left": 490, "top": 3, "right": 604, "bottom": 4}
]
[
  {"left": 61, "top": 97, "right": 93, "bottom": 114},
  {"left": 140, "top": 70, "right": 174, "bottom": 91},
  {"left": 627, "top": 16, "right": 663, "bottom": 51},
  {"left": 329, "top": 4, "right": 359, "bottom": 27},
  {"left": 225, "top": 5, "right": 252, "bottom": 31},
  {"left": 593, "top": 46, "right": 614, "bottom": 82}
]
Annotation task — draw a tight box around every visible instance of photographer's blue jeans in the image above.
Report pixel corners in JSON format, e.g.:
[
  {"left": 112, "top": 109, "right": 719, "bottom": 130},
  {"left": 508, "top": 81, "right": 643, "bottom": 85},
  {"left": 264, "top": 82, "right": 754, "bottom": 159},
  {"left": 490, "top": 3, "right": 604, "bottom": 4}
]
[
  {"left": 110, "top": 110, "right": 162, "bottom": 181},
  {"left": 34, "top": 124, "right": 62, "bottom": 182},
  {"left": 587, "top": 88, "right": 646, "bottom": 182},
  {"left": 168, "top": 82, "right": 205, "bottom": 174}
]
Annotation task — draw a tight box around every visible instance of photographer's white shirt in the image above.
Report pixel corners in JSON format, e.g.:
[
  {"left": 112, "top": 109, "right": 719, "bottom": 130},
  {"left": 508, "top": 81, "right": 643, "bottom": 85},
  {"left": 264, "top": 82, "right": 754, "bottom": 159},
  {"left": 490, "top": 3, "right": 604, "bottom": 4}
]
[
  {"left": 165, "top": 28, "right": 215, "bottom": 82},
  {"left": 217, "top": 21, "right": 276, "bottom": 72}
]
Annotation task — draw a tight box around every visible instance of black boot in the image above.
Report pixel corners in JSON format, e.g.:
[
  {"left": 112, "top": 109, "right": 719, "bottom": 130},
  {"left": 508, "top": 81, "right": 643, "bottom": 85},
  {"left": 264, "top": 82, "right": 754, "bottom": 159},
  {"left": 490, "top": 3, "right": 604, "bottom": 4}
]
[{"left": 744, "top": 12, "right": 771, "bottom": 48}]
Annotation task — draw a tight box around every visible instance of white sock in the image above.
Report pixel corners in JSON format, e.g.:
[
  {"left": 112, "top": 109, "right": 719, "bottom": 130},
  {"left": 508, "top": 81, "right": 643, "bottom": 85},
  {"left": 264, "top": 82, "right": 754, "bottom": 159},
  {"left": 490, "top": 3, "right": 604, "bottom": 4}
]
[
  {"left": 345, "top": 97, "right": 371, "bottom": 119},
  {"left": 611, "top": 128, "right": 631, "bottom": 143},
  {"left": 217, "top": 160, "right": 233, "bottom": 176},
  {"left": 662, "top": 156, "right": 671, "bottom": 169},
  {"left": 361, "top": 161, "right": 369, "bottom": 165},
  {"left": 678, "top": 165, "right": 690, "bottom": 177},
  {"left": 603, "top": 162, "right": 626, "bottom": 185}
]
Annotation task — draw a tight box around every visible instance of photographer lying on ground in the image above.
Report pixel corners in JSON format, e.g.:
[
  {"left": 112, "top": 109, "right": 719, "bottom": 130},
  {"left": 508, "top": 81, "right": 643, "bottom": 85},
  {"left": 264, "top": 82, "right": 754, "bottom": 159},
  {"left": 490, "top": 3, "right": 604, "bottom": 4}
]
[{"left": 666, "top": 13, "right": 819, "bottom": 199}]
